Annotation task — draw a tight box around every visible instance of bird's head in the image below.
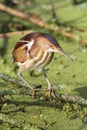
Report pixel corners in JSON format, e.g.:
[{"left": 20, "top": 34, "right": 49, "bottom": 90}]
[{"left": 37, "top": 33, "right": 73, "bottom": 61}]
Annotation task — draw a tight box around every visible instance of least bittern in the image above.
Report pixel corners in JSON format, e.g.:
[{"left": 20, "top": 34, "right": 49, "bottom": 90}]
[{"left": 12, "top": 32, "right": 72, "bottom": 98}]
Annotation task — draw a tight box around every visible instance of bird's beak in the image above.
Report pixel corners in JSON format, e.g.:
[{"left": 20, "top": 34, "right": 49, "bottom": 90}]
[{"left": 54, "top": 46, "right": 73, "bottom": 61}]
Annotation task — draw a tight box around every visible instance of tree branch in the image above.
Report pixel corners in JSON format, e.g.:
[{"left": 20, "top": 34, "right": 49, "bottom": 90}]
[
  {"left": 57, "top": 29, "right": 87, "bottom": 46},
  {"left": 50, "top": 0, "right": 57, "bottom": 19},
  {"left": 0, "top": 3, "right": 45, "bottom": 27},
  {"left": 0, "top": 73, "right": 26, "bottom": 87},
  {"left": 0, "top": 73, "right": 87, "bottom": 107},
  {"left": 0, "top": 30, "right": 31, "bottom": 38},
  {"left": 0, "top": 3, "right": 87, "bottom": 45}
]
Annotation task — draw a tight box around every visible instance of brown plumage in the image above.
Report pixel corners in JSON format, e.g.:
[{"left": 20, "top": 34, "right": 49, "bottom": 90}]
[{"left": 13, "top": 32, "right": 72, "bottom": 98}]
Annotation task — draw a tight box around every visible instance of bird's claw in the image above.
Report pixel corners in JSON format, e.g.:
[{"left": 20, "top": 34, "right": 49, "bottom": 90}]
[
  {"left": 45, "top": 88, "right": 57, "bottom": 99},
  {"left": 50, "top": 88, "right": 56, "bottom": 98},
  {"left": 32, "top": 85, "right": 42, "bottom": 98}
]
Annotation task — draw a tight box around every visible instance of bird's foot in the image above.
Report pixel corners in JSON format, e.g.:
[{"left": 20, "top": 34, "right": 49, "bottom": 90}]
[
  {"left": 50, "top": 88, "right": 56, "bottom": 98},
  {"left": 32, "top": 85, "right": 42, "bottom": 98},
  {"left": 45, "top": 87, "right": 57, "bottom": 100}
]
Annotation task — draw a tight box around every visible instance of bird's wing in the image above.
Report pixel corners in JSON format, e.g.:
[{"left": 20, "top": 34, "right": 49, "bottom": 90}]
[
  {"left": 13, "top": 45, "right": 29, "bottom": 63},
  {"left": 41, "top": 33, "right": 61, "bottom": 49}
]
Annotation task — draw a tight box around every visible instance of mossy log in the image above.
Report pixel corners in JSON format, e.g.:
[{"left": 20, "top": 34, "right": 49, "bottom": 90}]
[{"left": 0, "top": 73, "right": 87, "bottom": 107}]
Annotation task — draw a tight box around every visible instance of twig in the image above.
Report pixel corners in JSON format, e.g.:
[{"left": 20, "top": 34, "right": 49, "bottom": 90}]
[
  {"left": 0, "top": 30, "right": 32, "bottom": 38},
  {"left": 0, "top": 3, "right": 87, "bottom": 45},
  {"left": 0, "top": 73, "right": 26, "bottom": 87},
  {"left": 0, "top": 73, "right": 87, "bottom": 107},
  {"left": 0, "top": 28, "right": 87, "bottom": 46},
  {"left": 57, "top": 94, "right": 87, "bottom": 107},
  {"left": 50, "top": 0, "right": 57, "bottom": 19},
  {"left": 57, "top": 29, "right": 87, "bottom": 46},
  {"left": 0, "top": 3, "right": 45, "bottom": 27}
]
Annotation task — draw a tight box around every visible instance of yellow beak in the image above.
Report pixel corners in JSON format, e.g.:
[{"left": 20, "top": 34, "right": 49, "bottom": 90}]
[{"left": 54, "top": 46, "right": 73, "bottom": 61}]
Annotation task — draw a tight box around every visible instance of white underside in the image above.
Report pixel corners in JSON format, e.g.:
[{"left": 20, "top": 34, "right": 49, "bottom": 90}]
[{"left": 17, "top": 46, "right": 57, "bottom": 71}]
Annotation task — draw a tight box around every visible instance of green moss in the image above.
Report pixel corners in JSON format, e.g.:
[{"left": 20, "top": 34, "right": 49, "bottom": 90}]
[{"left": 0, "top": 34, "right": 87, "bottom": 130}]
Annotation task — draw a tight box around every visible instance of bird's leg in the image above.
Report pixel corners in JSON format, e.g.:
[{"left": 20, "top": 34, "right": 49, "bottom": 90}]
[
  {"left": 42, "top": 69, "right": 56, "bottom": 98},
  {"left": 18, "top": 69, "right": 42, "bottom": 98},
  {"left": 18, "top": 71, "right": 33, "bottom": 90}
]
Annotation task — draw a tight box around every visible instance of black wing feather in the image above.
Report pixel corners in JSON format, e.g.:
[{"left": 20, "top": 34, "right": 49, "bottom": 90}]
[{"left": 41, "top": 33, "right": 61, "bottom": 49}]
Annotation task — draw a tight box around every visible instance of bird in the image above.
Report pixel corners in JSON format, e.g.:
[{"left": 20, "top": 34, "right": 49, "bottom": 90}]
[{"left": 12, "top": 32, "right": 72, "bottom": 98}]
